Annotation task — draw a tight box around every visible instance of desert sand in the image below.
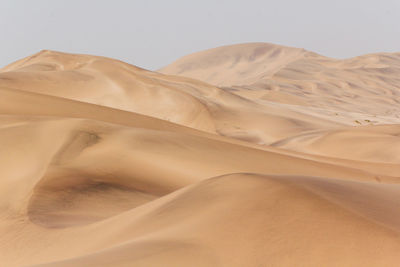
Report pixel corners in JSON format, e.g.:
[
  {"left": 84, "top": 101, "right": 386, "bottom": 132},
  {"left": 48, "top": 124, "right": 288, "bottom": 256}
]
[{"left": 1, "top": 43, "right": 400, "bottom": 266}]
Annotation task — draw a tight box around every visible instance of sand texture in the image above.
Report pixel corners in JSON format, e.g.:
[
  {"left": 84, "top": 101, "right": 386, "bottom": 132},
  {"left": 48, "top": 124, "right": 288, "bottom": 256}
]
[{"left": 2, "top": 43, "right": 400, "bottom": 266}]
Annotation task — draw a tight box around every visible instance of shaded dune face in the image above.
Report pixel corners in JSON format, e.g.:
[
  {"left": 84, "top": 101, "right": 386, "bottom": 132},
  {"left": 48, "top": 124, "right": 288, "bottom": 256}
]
[
  {"left": 21, "top": 122, "right": 186, "bottom": 229},
  {"left": 2, "top": 44, "right": 400, "bottom": 266},
  {"left": 29, "top": 174, "right": 400, "bottom": 266},
  {"left": 26, "top": 130, "right": 158, "bottom": 228},
  {"left": 23, "top": 118, "right": 390, "bottom": 230},
  {"left": 27, "top": 176, "right": 155, "bottom": 228}
]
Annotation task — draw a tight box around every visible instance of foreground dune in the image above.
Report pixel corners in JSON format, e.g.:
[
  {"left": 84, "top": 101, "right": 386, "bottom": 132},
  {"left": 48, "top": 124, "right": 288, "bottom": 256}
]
[
  {"left": 1, "top": 44, "right": 400, "bottom": 266},
  {"left": 29, "top": 174, "right": 400, "bottom": 266}
]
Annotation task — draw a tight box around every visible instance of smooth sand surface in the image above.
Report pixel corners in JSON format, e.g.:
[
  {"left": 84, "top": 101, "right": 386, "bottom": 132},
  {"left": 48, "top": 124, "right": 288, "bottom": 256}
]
[
  {"left": 160, "top": 43, "right": 400, "bottom": 124},
  {"left": 2, "top": 44, "right": 400, "bottom": 266}
]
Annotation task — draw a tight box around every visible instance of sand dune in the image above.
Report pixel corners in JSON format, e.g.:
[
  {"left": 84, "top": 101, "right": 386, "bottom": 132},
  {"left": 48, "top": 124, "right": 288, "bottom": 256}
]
[
  {"left": 0, "top": 50, "right": 344, "bottom": 145},
  {"left": 29, "top": 174, "right": 400, "bottom": 266},
  {"left": 160, "top": 43, "right": 400, "bottom": 124},
  {"left": 2, "top": 43, "right": 400, "bottom": 266},
  {"left": 159, "top": 43, "right": 307, "bottom": 86},
  {"left": 271, "top": 124, "right": 400, "bottom": 163}
]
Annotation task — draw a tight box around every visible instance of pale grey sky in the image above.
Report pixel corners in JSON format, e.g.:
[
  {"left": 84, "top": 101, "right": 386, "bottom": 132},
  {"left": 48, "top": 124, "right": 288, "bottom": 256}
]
[{"left": 1, "top": 0, "right": 400, "bottom": 70}]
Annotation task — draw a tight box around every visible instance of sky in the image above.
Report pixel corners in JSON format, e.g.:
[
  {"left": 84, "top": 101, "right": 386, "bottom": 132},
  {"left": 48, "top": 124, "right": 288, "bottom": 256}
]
[{"left": 1, "top": 0, "right": 400, "bottom": 70}]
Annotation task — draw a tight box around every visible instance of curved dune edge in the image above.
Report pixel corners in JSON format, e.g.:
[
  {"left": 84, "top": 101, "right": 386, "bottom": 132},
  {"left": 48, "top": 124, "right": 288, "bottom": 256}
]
[
  {"left": 160, "top": 43, "right": 400, "bottom": 126},
  {"left": 2, "top": 45, "right": 400, "bottom": 266},
  {"left": 0, "top": 49, "right": 347, "bottom": 145},
  {"left": 1, "top": 112, "right": 399, "bottom": 266},
  {"left": 24, "top": 173, "right": 400, "bottom": 266},
  {"left": 271, "top": 124, "right": 400, "bottom": 163}
]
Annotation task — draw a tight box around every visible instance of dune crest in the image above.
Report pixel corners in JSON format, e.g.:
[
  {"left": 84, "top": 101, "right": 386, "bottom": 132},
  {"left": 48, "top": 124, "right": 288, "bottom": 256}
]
[
  {"left": 2, "top": 43, "right": 400, "bottom": 266},
  {"left": 159, "top": 42, "right": 308, "bottom": 86}
]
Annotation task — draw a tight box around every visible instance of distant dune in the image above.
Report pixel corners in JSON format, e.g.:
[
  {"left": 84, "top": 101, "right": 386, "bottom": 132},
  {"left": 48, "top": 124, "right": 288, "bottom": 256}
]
[
  {"left": 2, "top": 43, "right": 400, "bottom": 266},
  {"left": 159, "top": 43, "right": 308, "bottom": 86},
  {"left": 160, "top": 43, "right": 400, "bottom": 119}
]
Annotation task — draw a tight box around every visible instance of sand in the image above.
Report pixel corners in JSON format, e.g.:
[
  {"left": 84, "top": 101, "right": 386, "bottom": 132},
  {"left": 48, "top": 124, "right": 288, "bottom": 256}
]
[{"left": 1, "top": 43, "right": 400, "bottom": 266}]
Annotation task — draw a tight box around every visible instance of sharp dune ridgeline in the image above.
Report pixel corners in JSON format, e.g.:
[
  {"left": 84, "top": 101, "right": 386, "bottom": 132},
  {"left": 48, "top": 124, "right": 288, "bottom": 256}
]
[{"left": 2, "top": 43, "right": 400, "bottom": 266}]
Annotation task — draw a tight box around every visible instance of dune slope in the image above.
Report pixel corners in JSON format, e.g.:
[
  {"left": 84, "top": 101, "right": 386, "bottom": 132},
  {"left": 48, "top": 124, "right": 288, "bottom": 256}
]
[
  {"left": 160, "top": 43, "right": 400, "bottom": 124},
  {"left": 161, "top": 42, "right": 400, "bottom": 159},
  {"left": 1, "top": 44, "right": 400, "bottom": 266}
]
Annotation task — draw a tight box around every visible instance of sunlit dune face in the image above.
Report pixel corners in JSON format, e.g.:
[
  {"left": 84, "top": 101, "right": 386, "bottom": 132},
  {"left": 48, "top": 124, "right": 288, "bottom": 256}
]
[{"left": 2, "top": 44, "right": 400, "bottom": 266}]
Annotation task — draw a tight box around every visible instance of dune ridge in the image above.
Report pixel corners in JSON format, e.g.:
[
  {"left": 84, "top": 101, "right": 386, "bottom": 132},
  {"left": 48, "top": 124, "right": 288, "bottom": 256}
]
[{"left": 1, "top": 43, "right": 400, "bottom": 266}]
